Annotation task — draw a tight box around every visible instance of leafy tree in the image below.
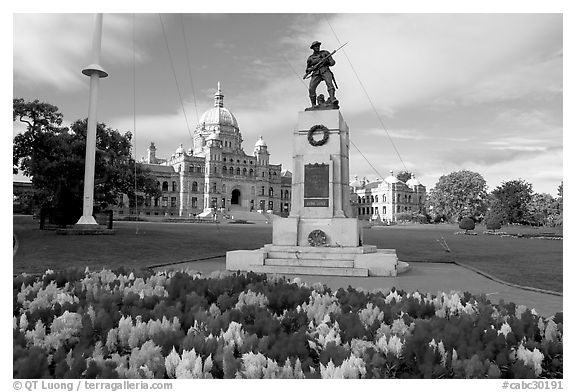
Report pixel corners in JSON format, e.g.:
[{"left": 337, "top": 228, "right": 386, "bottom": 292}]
[
  {"left": 491, "top": 179, "right": 533, "bottom": 224},
  {"left": 427, "top": 170, "right": 488, "bottom": 223},
  {"left": 396, "top": 171, "right": 414, "bottom": 183},
  {"left": 526, "top": 193, "right": 556, "bottom": 226},
  {"left": 13, "top": 98, "right": 160, "bottom": 218}
]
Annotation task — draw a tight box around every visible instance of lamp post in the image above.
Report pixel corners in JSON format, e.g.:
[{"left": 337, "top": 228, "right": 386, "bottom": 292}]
[{"left": 76, "top": 13, "right": 108, "bottom": 225}]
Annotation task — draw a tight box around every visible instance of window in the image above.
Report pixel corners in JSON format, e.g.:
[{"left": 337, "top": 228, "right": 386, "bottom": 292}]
[
  {"left": 268, "top": 200, "right": 273, "bottom": 210},
  {"left": 361, "top": 196, "right": 365, "bottom": 204},
  {"left": 157, "top": 181, "right": 161, "bottom": 189},
  {"left": 192, "top": 182, "right": 198, "bottom": 192},
  {"left": 249, "top": 169, "right": 254, "bottom": 176},
  {"left": 261, "top": 186, "right": 265, "bottom": 196},
  {"left": 408, "top": 195, "right": 412, "bottom": 203},
  {"left": 244, "top": 160, "right": 246, "bottom": 164},
  {"left": 236, "top": 168, "right": 241, "bottom": 175},
  {"left": 171, "top": 197, "right": 177, "bottom": 207},
  {"left": 269, "top": 187, "right": 274, "bottom": 197},
  {"left": 191, "top": 197, "right": 198, "bottom": 208},
  {"left": 222, "top": 184, "right": 227, "bottom": 193},
  {"left": 162, "top": 196, "right": 168, "bottom": 207},
  {"left": 172, "top": 181, "right": 177, "bottom": 192},
  {"left": 375, "top": 195, "right": 379, "bottom": 202},
  {"left": 223, "top": 157, "right": 227, "bottom": 162},
  {"left": 357, "top": 196, "right": 361, "bottom": 204},
  {"left": 197, "top": 167, "right": 202, "bottom": 173},
  {"left": 229, "top": 167, "right": 234, "bottom": 175},
  {"left": 162, "top": 181, "right": 169, "bottom": 191},
  {"left": 243, "top": 168, "right": 247, "bottom": 176},
  {"left": 223, "top": 166, "right": 227, "bottom": 173},
  {"left": 212, "top": 183, "right": 217, "bottom": 192},
  {"left": 358, "top": 208, "right": 361, "bottom": 215},
  {"left": 154, "top": 197, "right": 159, "bottom": 207}
]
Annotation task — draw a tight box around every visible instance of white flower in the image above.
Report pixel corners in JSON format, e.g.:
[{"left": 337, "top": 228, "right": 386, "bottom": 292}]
[
  {"left": 165, "top": 347, "right": 181, "bottom": 378},
  {"left": 19, "top": 314, "right": 28, "bottom": 331},
  {"left": 387, "top": 335, "right": 404, "bottom": 357},
  {"left": 384, "top": 290, "right": 402, "bottom": 304},
  {"left": 235, "top": 290, "right": 269, "bottom": 309},
  {"left": 221, "top": 321, "right": 245, "bottom": 349},
  {"left": 514, "top": 343, "right": 545, "bottom": 376},
  {"left": 544, "top": 319, "right": 559, "bottom": 342},
  {"left": 358, "top": 303, "right": 383, "bottom": 328},
  {"left": 498, "top": 322, "right": 512, "bottom": 338},
  {"left": 320, "top": 354, "right": 366, "bottom": 379}
]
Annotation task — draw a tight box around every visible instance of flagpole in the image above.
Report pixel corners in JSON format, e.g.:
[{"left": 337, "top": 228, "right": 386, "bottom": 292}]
[{"left": 76, "top": 13, "right": 108, "bottom": 225}]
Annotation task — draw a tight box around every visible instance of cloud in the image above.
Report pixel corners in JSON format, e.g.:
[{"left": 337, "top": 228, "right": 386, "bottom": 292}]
[{"left": 13, "top": 14, "right": 155, "bottom": 92}]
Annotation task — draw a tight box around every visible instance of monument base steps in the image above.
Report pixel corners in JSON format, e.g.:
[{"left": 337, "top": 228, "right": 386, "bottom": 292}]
[{"left": 226, "top": 244, "right": 399, "bottom": 277}]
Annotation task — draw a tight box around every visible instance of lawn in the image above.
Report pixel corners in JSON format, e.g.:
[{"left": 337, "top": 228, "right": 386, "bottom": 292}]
[{"left": 12, "top": 215, "right": 562, "bottom": 292}]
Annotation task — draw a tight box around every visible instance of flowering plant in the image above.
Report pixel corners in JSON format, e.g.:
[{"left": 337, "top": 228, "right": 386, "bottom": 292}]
[{"left": 13, "top": 268, "right": 562, "bottom": 379}]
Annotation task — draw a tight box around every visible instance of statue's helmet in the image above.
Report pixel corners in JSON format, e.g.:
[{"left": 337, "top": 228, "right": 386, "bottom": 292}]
[{"left": 310, "top": 41, "right": 321, "bottom": 49}]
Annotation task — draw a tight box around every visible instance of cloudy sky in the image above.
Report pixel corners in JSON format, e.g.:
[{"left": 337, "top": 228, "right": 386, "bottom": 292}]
[{"left": 12, "top": 11, "right": 563, "bottom": 195}]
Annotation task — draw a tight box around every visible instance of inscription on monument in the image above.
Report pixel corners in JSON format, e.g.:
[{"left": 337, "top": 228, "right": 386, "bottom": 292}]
[{"left": 304, "top": 163, "right": 329, "bottom": 207}]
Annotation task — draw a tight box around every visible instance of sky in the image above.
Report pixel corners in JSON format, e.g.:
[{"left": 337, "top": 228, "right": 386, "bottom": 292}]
[{"left": 11, "top": 10, "right": 564, "bottom": 196}]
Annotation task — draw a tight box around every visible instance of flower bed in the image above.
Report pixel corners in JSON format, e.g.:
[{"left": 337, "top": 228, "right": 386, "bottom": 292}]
[{"left": 13, "top": 268, "right": 562, "bottom": 379}]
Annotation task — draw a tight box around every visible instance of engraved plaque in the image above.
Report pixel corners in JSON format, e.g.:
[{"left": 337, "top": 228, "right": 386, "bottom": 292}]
[{"left": 304, "top": 163, "right": 329, "bottom": 207}]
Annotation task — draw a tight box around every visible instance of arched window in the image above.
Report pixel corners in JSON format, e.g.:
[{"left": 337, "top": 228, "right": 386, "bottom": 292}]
[
  {"left": 172, "top": 181, "right": 177, "bottom": 192},
  {"left": 375, "top": 195, "right": 379, "bottom": 202},
  {"left": 361, "top": 196, "right": 365, "bottom": 204},
  {"left": 229, "top": 167, "right": 234, "bottom": 175},
  {"left": 243, "top": 168, "right": 247, "bottom": 176},
  {"left": 162, "top": 181, "right": 169, "bottom": 191},
  {"left": 192, "top": 181, "right": 198, "bottom": 192},
  {"left": 236, "top": 167, "right": 241, "bottom": 175},
  {"left": 249, "top": 168, "right": 254, "bottom": 176},
  {"left": 269, "top": 187, "right": 274, "bottom": 197},
  {"left": 408, "top": 195, "right": 412, "bottom": 203},
  {"left": 370, "top": 195, "right": 374, "bottom": 203},
  {"left": 223, "top": 165, "right": 227, "bottom": 173},
  {"left": 222, "top": 184, "right": 227, "bottom": 193},
  {"left": 357, "top": 196, "right": 361, "bottom": 204}
]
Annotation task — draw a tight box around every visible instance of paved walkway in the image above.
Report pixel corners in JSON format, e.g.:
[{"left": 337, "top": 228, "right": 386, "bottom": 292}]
[{"left": 152, "top": 259, "right": 562, "bottom": 318}]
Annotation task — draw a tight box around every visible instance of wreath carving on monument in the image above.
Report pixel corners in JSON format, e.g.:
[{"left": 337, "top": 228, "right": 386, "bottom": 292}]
[
  {"left": 308, "top": 229, "right": 327, "bottom": 247},
  {"left": 307, "top": 124, "right": 330, "bottom": 147}
]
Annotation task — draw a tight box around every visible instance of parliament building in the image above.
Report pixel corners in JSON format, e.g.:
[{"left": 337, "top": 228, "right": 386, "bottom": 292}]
[{"left": 116, "top": 84, "right": 292, "bottom": 218}]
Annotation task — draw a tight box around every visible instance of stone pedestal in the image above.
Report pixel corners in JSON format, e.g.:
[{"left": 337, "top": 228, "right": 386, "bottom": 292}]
[{"left": 226, "top": 109, "right": 404, "bottom": 276}]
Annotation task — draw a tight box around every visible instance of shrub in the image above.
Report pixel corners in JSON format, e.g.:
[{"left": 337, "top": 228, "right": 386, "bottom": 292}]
[
  {"left": 484, "top": 210, "right": 504, "bottom": 231},
  {"left": 459, "top": 217, "right": 475, "bottom": 232},
  {"left": 395, "top": 212, "right": 413, "bottom": 222}
]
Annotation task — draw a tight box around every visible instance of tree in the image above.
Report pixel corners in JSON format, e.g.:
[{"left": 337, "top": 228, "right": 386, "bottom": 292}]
[
  {"left": 13, "top": 99, "right": 160, "bottom": 220},
  {"left": 526, "top": 193, "right": 556, "bottom": 226},
  {"left": 459, "top": 217, "right": 475, "bottom": 233},
  {"left": 396, "top": 171, "right": 414, "bottom": 183},
  {"left": 491, "top": 179, "right": 533, "bottom": 224},
  {"left": 427, "top": 170, "right": 488, "bottom": 223}
]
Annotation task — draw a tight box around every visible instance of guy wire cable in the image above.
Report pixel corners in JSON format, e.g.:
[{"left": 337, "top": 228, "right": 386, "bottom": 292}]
[
  {"left": 132, "top": 13, "right": 139, "bottom": 234},
  {"left": 180, "top": 14, "right": 200, "bottom": 125},
  {"left": 322, "top": 14, "right": 409, "bottom": 174},
  {"left": 158, "top": 14, "right": 194, "bottom": 146}
]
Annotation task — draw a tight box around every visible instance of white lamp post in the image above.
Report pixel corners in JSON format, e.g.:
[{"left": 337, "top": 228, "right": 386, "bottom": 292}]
[{"left": 76, "top": 13, "right": 108, "bottom": 225}]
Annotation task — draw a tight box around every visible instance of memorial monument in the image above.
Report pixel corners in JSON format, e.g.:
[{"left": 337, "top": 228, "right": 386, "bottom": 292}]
[{"left": 226, "top": 42, "right": 408, "bottom": 276}]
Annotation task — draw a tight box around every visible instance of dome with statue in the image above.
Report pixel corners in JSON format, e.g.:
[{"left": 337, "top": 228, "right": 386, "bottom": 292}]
[{"left": 197, "top": 82, "right": 239, "bottom": 131}]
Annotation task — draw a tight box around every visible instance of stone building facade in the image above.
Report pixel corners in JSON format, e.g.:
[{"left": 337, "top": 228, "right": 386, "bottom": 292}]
[
  {"left": 116, "top": 84, "right": 292, "bottom": 218},
  {"left": 350, "top": 171, "right": 426, "bottom": 222}
]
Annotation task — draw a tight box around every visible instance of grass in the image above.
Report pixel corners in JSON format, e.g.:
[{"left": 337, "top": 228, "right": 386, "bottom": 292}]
[{"left": 13, "top": 215, "right": 562, "bottom": 292}]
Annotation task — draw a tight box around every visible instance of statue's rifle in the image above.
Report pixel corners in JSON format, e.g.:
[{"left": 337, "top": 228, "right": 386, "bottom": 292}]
[{"left": 303, "top": 42, "right": 348, "bottom": 80}]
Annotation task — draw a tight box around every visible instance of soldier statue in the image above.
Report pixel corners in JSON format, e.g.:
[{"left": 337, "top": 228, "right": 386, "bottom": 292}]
[{"left": 304, "top": 41, "right": 339, "bottom": 109}]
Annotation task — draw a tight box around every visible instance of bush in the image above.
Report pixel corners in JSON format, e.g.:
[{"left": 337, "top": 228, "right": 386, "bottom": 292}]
[
  {"left": 395, "top": 212, "right": 413, "bottom": 222},
  {"left": 484, "top": 210, "right": 505, "bottom": 231},
  {"left": 459, "top": 217, "right": 475, "bottom": 231}
]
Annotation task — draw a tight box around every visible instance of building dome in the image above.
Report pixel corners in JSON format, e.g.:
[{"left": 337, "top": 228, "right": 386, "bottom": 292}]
[
  {"left": 198, "top": 82, "right": 239, "bottom": 129},
  {"left": 349, "top": 175, "right": 362, "bottom": 188},
  {"left": 255, "top": 136, "right": 267, "bottom": 147},
  {"left": 384, "top": 170, "right": 400, "bottom": 184},
  {"left": 406, "top": 174, "right": 421, "bottom": 188},
  {"left": 175, "top": 143, "right": 185, "bottom": 155}
]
